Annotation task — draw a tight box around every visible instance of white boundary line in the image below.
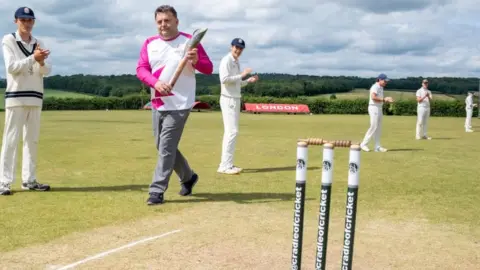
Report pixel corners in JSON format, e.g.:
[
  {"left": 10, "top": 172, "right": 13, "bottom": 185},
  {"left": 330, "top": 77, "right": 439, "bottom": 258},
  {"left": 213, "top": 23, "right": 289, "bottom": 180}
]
[{"left": 55, "top": 229, "right": 181, "bottom": 270}]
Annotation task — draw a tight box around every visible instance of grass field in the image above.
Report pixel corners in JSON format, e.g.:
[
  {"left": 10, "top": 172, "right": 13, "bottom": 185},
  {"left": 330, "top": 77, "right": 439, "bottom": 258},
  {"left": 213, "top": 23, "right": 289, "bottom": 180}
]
[
  {"left": 316, "top": 89, "right": 465, "bottom": 101},
  {"left": 0, "top": 110, "right": 479, "bottom": 269},
  {"left": 0, "top": 88, "right": 93, "bottom": 109}
]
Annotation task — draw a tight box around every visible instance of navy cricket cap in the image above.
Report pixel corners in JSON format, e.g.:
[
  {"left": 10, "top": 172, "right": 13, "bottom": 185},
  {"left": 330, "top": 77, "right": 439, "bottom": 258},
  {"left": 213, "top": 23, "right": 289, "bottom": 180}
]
[
  {"left": 377, "top": 73, "right": 390, "bottom": 81},
  {"left": 231, "top": 38, "right": 245, "bottom": 48},
  {"left": 14, "top": 7, "right": 35, "bottom": 19}
]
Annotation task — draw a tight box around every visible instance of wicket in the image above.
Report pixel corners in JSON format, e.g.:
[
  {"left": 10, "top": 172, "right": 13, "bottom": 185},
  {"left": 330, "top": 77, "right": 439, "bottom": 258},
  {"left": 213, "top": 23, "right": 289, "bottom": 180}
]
[{"left": 291, "top": 138, "right": 361, "bottom": 270}]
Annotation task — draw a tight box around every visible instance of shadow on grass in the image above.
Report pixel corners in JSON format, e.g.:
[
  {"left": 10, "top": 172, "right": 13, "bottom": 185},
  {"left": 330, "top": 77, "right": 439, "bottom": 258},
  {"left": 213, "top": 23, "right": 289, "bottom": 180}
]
[
  {"left": 21, "top": 186, "right": 303, "bottom": 204},
  {"left": 388, "top": 148, "right": 424, "bottom": 152},
  {"left": 242, "top": 166, "right": 321, "bottom": 173},
  {"left": 52, "top": 119, "right": 142, "bottom": 124},
  {"left": 38, "top": 185, "right": 147, "bottom": 192},
  {"left": 431, "top": 137, "right": 456, "bottom": 140},
  {"left": 177, "top": 192, "right": 306, "bottom": 204}
]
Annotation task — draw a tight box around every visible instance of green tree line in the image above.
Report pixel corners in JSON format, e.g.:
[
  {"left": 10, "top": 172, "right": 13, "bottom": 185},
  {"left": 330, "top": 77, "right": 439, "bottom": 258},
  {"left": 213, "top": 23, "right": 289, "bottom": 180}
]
[{"left": 1, "top": 74, "right": 478, "bottom": 97}]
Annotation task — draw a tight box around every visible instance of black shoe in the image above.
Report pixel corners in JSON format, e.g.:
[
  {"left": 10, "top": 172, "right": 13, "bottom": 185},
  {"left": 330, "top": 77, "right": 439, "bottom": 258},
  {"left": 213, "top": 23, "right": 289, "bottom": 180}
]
[
  {"left": 0, "top": 183, "right": 12, "bottom": 195},
  {"left": 147, "top": 192, "right": 164, "bottom": 205},
  {"left": 21, "top": 181, "right": 50, "bottom": 191},
  {"left": 179, "top": 173, "right": 198, "bottom": 196}
]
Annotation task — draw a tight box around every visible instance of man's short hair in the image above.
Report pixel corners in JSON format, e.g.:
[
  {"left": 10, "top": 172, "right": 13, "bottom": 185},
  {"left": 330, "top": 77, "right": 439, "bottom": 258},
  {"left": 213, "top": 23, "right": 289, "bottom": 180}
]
[{"left": 155, "top": 5, "right": 177, "bottom": 18}]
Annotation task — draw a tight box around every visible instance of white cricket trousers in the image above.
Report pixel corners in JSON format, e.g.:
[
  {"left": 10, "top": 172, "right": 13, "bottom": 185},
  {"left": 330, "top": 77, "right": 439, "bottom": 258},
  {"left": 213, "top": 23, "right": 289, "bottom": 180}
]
[
  {"left": 465, "top": 108, "right": 473, "bottom": 129},
  {"left": 0, "top": 106, "right": 41, "bottom": 185},
  {"left": 361, "top": 105, "right": 383, "bottom": 148},
  {"left": 219, "top": 95, "right": 241, "bottom": 170},
  {"left": 416, "top": 106, "right": 430, "bottom": 138}
]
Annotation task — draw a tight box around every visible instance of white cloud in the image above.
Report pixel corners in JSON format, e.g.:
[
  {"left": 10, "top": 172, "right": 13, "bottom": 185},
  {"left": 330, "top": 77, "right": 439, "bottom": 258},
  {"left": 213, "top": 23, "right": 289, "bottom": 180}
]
[{"left": 0, "top": 0, "right": 479, "bottom": 79}]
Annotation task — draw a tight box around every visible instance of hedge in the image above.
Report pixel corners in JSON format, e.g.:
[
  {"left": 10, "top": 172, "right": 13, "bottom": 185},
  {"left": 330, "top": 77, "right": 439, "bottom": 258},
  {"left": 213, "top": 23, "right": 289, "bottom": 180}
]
[
  {"left": 197, "top": 95, "right": 477, "bottom": 117},
  {"left": 41, "top": 96, "right": 148, "bottom": 110},
  {"left": 19, "top": 94, "right": 477, "bottom": 117}
]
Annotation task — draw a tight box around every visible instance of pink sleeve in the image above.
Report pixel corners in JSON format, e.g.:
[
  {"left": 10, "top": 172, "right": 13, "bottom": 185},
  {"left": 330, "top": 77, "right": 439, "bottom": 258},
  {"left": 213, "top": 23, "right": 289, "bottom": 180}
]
[
  {"left": 136, "top": 40, "right": 158, "bottom": 88},
  {"left": 193, "top": 43, "right": 213, "bottom": 75}
]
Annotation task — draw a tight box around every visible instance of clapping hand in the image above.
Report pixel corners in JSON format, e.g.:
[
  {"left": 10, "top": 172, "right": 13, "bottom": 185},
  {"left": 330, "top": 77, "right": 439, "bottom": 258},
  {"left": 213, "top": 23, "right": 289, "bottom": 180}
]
[
  {"left": 241, "top": 68, "right": 252, "bottom": 78},
  {"left": 247, "top": 74, "right": 259, "bottom": 83},
  {"left": 33, "top": 44, "right": 50, "bottom": 65},
  {"left": 384, "top": 97, "right": 394, "bottom": 103}
]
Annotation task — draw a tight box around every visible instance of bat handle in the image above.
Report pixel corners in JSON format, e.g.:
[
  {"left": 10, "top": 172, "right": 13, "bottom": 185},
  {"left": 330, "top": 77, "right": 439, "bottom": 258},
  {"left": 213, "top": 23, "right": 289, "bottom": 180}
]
[{"left": 168, "top": 57, "right": 188, "bottom": 87}]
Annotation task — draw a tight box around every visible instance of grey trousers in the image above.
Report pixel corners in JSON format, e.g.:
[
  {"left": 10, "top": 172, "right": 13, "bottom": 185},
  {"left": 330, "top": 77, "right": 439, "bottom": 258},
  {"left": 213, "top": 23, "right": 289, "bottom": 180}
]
[{"left": 150, "top": 109, "right": 193, "bottom": 194}]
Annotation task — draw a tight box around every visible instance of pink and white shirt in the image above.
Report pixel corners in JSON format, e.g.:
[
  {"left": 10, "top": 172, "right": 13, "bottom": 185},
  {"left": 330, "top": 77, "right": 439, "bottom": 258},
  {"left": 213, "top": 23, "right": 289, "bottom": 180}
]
[{"left": 136, "top": 32, "right": 213, "bottom": 111}]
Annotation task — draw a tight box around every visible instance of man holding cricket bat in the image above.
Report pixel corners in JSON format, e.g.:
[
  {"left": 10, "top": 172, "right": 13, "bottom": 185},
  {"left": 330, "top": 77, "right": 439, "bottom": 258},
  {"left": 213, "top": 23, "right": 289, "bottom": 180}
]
[{"left": 136, "top": 5, "right": 213, "bottom": 205}]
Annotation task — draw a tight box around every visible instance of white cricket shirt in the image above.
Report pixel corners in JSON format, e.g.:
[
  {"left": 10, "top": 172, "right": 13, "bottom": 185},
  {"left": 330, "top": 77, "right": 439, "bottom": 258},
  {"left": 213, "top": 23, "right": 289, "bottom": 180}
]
[
  {"left": 416, "top": 87, "right": 431, "bottom": 108},
  {"left": 466, "top": 95, "right": 473, "bottom": 109},
  {"left": 368, "top": 82, "right": 384, "bottom": 106},
  {"left": 218, "top": 53, "right": 248, "bottom": 98},
  {"left": 2, "top": 31, "right": 51, "bottom": 108}
]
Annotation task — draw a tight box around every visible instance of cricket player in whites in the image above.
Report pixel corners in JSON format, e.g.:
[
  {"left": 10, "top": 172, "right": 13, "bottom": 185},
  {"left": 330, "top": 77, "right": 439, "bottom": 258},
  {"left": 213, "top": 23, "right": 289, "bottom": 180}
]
[
  {"left": 415, "top": 79, "right": 432, "bottom": 140},
  {"left": 360, "top": 74, "right": 394, "bottom": 152},
  {"left": 465, "top": 92, "right": 477, "bottom": 132},
  {"left": 0, "top": 7, "right": 51, "bottom": 195},
  {"left": 217, "top": 38, "right": 258, "bottom": 174}
]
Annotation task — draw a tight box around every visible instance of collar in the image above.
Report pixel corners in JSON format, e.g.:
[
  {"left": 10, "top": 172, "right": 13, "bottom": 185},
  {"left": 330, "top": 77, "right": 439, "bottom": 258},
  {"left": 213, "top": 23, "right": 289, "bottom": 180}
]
[
  {"left": 228, "top": 52, "right": 238, "bottom": 63},
  {"left": 157, "top": 31, "right": 181, "bottom": 42},
  {"left": 15, "top": 30, "right": 36, "bottom": 45}
]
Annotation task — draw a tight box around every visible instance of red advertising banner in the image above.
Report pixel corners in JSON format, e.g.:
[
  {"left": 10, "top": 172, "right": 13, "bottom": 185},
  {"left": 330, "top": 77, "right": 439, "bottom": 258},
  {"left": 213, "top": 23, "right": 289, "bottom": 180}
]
[{"left": 244, "top": 103, "right": 310, "bottom": 114}]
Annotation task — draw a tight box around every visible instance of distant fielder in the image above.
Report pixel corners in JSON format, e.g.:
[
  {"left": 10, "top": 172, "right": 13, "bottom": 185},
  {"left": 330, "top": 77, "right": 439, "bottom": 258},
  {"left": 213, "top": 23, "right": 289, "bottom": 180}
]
[
  {"left": 0, "top": 7, "right": 52, "bottom": 196},
  {"left": 415, "top": 79, "right": 432, "bottom": 140},
  {"left": 217, "top": 38, "right": 258, "bottom": 175},
  {"left": 360, "top": 74, "right": 394, "bottom": 152},
  {"left": 465, "top": 92, "right": 477, "bottom": 132}
]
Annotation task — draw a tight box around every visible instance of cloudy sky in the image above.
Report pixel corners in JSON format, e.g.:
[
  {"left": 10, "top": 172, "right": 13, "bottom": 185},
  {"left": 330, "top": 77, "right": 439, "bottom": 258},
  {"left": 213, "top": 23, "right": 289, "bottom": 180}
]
[{"left": 0, "top": 0, "right": 479, "bottom": 79}]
